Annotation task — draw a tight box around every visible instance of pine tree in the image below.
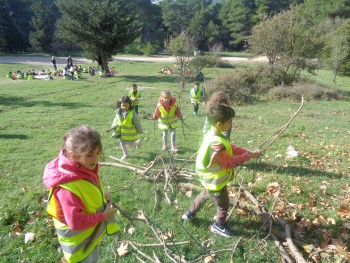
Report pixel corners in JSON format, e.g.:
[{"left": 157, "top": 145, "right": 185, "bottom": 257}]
[
  {"left": 56, "top": 0, "right": 136, "bottom": 73},
  {"left": 29, "top": 0, "right": 57, "bottom": 53},
  {"left": 220, "top": 0, "right": 257, "bottom": 50}
]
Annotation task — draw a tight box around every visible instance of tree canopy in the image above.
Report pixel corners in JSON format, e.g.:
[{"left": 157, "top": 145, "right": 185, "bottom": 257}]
[
  {"left": 56, "top": 0, "right": 136, "bottom": 72},
  {"left": 1, "top": 0, "right": 350, "bottom": 80}
]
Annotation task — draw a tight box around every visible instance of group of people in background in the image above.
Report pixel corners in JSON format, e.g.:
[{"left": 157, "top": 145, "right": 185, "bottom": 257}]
[{"left": 43, "top": 81, "right": 261, "bottom": 262}]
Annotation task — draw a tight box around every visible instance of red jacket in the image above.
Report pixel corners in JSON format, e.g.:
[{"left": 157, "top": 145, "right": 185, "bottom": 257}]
[
  {"left": 153, "top": 97, "right": 182, "bottom": 119},
  {"left": 43, "top": 150, "right": 104, "bottom": 231}
]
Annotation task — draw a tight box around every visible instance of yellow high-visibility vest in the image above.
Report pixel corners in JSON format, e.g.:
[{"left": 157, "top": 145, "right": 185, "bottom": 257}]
[
  {"left": 129, "top": 90, "right": 141, "bottom": 106},
  {"left": 116, "top": 110, "right": 139, "bottom": 141},
  {"left": 157, "top": 102, "right": 178, "bottom": 130},
  {"left": 47, "top": 179, "right": 119, "bottom": 263},
  {"left": 196, "top": 134, "right": 233, "bottom": 191},
  {"left": 190, "top": 87, "right": 203, "bottom": 104}
]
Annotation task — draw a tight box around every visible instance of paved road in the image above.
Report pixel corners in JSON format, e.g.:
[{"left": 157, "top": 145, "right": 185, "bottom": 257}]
[{"left": 0, "top": 55, "right": 267, "bottom": 65}]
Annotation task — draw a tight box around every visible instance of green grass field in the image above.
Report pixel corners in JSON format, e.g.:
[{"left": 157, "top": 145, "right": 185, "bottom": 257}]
[{"left": 0, "top": 58, "right": 349, "bottom": 262}]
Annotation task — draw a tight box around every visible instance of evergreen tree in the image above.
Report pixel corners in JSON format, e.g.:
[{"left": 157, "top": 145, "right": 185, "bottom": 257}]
[
  {"left": 220, "top": 0, "right": 257, "bottom": 50},
  {"left": 56, "top": 0, "right": 135, "bottom": 73},
  {"left": 0, "top": 0, "right": 32, "bottom": 52},
  {"left": 254, "top": 0, "right": 304, "bottom": 22},
  {"left": 131, "top": 0, "right": 163, "bottom": 45},
  {"left": 189, "top": 6, "right": 207, "bottom": 50},
  {"left": 160, "top": 0, "right": 212, "bottom": 36},
  {"left": 29, "top": 0, "right": 57, "bottom": 53}
]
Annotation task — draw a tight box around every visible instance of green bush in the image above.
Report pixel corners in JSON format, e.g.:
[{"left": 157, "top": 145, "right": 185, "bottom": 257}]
[
  {"left": 142, "top": 42, "right": 158, "bottom": 56},
  {"left": 123, "top": 42, "right": 143, "bottom": 55},
  {"left": 190, "top": 55, "right": 233, "bottom": 72},
  {"left": 205, "top": 68, "right": 257, "bottom": 105},
  {"left": 268, "top": 81, "right": 344, "bottom": 101}
]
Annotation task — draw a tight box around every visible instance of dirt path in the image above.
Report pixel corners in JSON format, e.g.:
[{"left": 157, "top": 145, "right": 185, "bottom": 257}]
[{"left": 0, "top": 54, "right": 267, "bottom": 66}]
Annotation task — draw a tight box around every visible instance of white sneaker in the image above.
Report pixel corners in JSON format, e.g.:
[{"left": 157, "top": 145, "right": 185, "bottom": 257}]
[{"left": 120, "top": 155, "right": 128, "bottom": 160}]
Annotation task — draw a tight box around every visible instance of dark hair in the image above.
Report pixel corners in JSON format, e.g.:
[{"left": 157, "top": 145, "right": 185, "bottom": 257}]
[
  {"left": 132, "top": 83, "right": 137, "bottom": 88},
  {"left": 116, "top": 95, "right": 133, "bottom": 110},
  {"left": 207, "top": 91, "right": 230, "bottom": 107},
  {"left": 63, "top": 125, "right": 102, "bottom": 157},
  {"left": 207, "top": 104, "right": 235, "bottom": 125}
]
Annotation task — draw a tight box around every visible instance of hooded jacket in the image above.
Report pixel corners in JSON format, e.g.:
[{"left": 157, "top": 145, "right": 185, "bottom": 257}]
[
  {"left": 43, "top": 150, "right": 104, "bottom": 230},
  {"left": 43, "top": 150, "right": 119, "bottom": 262}
]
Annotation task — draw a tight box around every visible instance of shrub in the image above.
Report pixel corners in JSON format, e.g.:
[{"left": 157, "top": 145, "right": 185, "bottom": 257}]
[
  {"left": 123, "top": 42, "right": 143, "bottom": 55},
  {"left": 143, "top": 42, "right": 158, "bottom": 56},
  {"left": 268, "top": 81, "right": 344, "bottom": 101},
  {"left": 205, "top": 68, "right": 257, "bottom": 105},
  {"left": 190, "top": 55, "right": 233, "bottom": 73}
]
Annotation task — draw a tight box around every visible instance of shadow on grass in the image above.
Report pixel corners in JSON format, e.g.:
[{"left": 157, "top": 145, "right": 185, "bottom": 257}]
[
  {"left": 0, "top": 134, "right": 28, "bottom": 139},
  {"left": 245, "top": 162, "right": 343, "bottom": 179},
  {"left": 0, "top": 95, "right": 89, "bottom": 109},
  {"left": 119, "top": 75, "right": 177, "bottom": 84}
]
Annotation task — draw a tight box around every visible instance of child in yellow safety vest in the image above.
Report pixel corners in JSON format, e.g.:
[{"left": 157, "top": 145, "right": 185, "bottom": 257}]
[
  {"left": 152, "top": 90, "right": 183, "bottom": 152},
  {"left": 110, "top": 96, "right": 143, "bottom": 160},
  {"left": 182, "top": 104, "right": 260, "bottom": 238},
  {"left": 203, "top": 91, "right": 232, "bottom": 140},
  {"left": 129, "top": 83, "right": 142, "bottom": 114},
  {"left": 189, "top": 82, "right": 204, "bottom": 116},
  {"left": 43, "top": 125, "right": 119, "bottom": 263}
]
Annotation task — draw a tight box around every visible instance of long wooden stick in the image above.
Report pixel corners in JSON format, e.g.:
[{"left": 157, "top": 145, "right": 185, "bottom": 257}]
[
  {"left": 133, "top": 241, "right": 191, "bottom": 247},
  {"left": 128, "top": 241, "right": 156, "bottom": 263},
  {"left": 240, "top": 185, "right": 307, "bottom": 263},
  {"left": 253, "top": 96, "right": 304, "bottom": 153},
  {"left": 230, "top": 237, "right": 242, "bottom": 263}
]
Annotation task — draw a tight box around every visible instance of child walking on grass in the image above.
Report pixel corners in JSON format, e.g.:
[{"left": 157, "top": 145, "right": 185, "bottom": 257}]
[
  {"left": 202, "top": 91, "right": 232, "bottom": 140},
  {"left": 111, "top": 96, "right": 143, "bottom": 160},
  {"left": 153, "top": 90, "right": 183, "bottom": 152},
  {"left": 129, "top": 83, "right": 142, "bottom": 114},
  {"left": 43, "top": 125, "right": 119, "bottom": 263},
  {"left": 189, "top": 82, "right": 204, "bottom": 116},
  {"left": 182, "top": 104, "right": 260, "bottom": 237}
]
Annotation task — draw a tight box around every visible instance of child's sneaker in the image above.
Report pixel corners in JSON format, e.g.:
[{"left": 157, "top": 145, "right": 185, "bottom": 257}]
[
  {"left": 210, "top": 222, "right": 234, "bottom": 238},
  {"left": 182, "top": 210, "right": 194, "bottom": 221},
  {"left": 120, "top": 154, "right": 128, "bottom": 160},
  {"left": 162, "top": 145, "right": 167, "bottom": 151},
  {"left": 171, "top": 146, "right": 178, "bottom": 152},
  {"left": 135, "top": 139, "right": 141, "bottom": 148}
]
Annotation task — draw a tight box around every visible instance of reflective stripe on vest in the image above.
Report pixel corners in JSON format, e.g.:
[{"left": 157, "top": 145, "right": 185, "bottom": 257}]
[
  {"left": 129, "top": 90, "right": 141, "bottom": 106},
  {"left": 196, "top": 135, "right": 233, "bottom": 191},
  {"left": 190, "top": 88, "right": 203, "bottom": 104},
  {"left": 157, "top": 102, "right": 178, "bottom": 130},
  {"left": 47, "top": 180, "right": 119, "bottom": 262},
  {"left": 117, "top": 110, "right": 139, "bottom": 141}
]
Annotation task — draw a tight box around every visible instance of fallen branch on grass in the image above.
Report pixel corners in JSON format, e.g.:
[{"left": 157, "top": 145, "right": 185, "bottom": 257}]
[
  {"left": 239, "top": 185, "right": 307, "bottom": 263},
  {"left": 102, "top": 154, "right": 309, "bottom": 262}
]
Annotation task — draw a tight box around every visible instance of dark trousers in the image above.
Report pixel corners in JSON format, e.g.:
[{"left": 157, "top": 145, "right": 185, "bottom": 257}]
[
  {"left": 193, "top": 103, "right": 199, "bottom": 113},
  {"left": 189, "top": 186, "right": 229, "bottom": 225}
]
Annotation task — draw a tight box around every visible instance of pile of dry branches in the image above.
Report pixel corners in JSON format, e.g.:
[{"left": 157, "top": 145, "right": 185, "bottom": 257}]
[{"left": 99, "top": 153, "right": 314, "bottom": 263}]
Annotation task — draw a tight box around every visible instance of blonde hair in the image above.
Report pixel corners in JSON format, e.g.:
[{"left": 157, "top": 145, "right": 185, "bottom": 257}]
[
  {"left": 207, "top": 91, "right": 230, "bottom": 108},
  {"left": 160, "top": 90, "right": 171, "bottom": 99},
  {"left": 63, "top": 125, "right": 102, "bottom": 157}
]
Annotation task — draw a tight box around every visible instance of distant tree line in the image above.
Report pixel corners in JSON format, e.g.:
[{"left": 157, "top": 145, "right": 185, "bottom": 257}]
[{"left": 0, "top": 0, "right": 349, "bottom": 76}]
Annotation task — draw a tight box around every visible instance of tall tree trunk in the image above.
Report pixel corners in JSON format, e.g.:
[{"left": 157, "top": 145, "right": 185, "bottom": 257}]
[{"left": 102, "top": 56, "right": 110, "bottom": 74}]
